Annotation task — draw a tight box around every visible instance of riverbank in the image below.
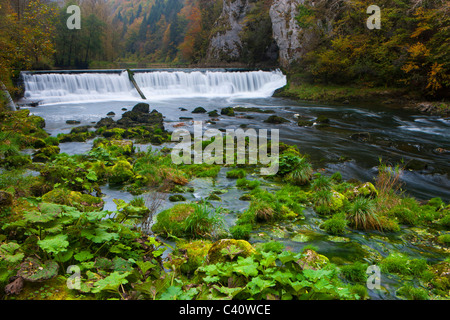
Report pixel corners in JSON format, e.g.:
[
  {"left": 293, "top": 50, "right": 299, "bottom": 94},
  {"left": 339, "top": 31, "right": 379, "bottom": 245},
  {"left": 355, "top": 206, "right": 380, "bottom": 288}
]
[{"left": 274, "top": 78, "right": 450, "bottom": 117}]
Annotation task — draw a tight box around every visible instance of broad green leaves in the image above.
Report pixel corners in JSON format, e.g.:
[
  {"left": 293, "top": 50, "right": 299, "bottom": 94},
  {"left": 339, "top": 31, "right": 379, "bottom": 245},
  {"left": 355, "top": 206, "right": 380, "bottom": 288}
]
[
  {"left": 196, "top": 249, "right": 358, "bottom": 300},
  {"left": 91, "top": 271, "right": 131, "bottom": 294},
  {"left": 38, "top": 234, "right": 69, "bottom": 255},
  {"left": 0, "top": 242, "right": 24, "bottom": 264}
]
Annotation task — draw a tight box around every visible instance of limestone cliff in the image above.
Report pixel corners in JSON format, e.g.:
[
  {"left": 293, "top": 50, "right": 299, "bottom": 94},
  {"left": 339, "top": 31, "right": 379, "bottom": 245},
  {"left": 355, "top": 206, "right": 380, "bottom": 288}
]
[
  {"left": 269, "top": 0, "right": 304, "bottom": 68},
  {"left": 206, "top": 0, "right": 251, "bottom": 62},
  {"left": 206, "top": 0, "right": 304, "bottom": 67}
]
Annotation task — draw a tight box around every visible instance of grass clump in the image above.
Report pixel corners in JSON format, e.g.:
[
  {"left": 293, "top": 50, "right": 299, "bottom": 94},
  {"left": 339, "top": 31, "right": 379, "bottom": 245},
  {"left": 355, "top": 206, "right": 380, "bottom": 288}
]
[
  {"left": 236, "top": 178, "right": 260, "bottom": 190},
  {"left": 152, "top": 202, "right": 224, "bottom": 240},
  {"left": 226, "top": 168, "right": 246, "bottom": 179},
  {"left": 346, "top": 197, "right": 381, "bottom": 231}
]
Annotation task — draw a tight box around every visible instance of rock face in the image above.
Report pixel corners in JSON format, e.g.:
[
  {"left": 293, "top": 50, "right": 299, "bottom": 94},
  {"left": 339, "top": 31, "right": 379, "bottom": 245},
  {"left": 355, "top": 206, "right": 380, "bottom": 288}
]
[
  {"left": 269, "top": 0, "right": 304, "bottom": 68},
  {"left": 206, "top": 0, "right": 304, "bottom": 67},
  {"left": 207, "top": 0, "right": 251, "bottom": 62}
]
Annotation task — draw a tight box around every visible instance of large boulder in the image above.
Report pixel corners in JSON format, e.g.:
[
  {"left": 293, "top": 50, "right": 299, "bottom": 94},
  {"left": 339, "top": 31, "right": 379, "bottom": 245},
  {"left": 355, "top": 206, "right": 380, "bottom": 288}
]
[
  {"left": 131, "top": 103, "right": 150, "bottom": 114},
  {"left": 95, "top": 117, "right": 115, "bottom": 128}
]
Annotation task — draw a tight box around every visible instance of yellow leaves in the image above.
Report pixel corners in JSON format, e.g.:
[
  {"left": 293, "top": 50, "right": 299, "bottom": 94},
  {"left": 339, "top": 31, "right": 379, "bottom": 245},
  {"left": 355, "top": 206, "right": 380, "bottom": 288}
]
[
  {"left": 426, "top": 62, "right": 450, "bottom": 93},
  {"left": 411, "top": 25, "right": 431, "bottom": 38},
  {"left": 407, "top": 42, "right": 430, "bottom": 59}
]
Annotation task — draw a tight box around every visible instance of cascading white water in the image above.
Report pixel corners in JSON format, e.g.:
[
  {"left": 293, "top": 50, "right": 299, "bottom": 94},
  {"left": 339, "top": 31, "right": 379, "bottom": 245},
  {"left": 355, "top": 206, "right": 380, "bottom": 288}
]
[
  {"left": 134, "top": 70, "right": 287, "bottom": 99},
  {"left": 21, "top": 69, "right": 287, "bottom": 105},
  {"left": 22, "top": 71, "right": 139, "bottom": 104}
]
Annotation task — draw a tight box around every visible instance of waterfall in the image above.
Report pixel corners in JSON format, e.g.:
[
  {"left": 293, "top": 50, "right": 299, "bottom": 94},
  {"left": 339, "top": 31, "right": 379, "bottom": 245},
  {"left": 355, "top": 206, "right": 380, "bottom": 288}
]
[
  {"left": 134, "top": 70, "right": 287, "bottom": 99},
  {"left": 21, "top": 69, "right": 287, "bottom": 105},
  {"left": 22, "top": 71, "right": 139, "bottom": 104}
]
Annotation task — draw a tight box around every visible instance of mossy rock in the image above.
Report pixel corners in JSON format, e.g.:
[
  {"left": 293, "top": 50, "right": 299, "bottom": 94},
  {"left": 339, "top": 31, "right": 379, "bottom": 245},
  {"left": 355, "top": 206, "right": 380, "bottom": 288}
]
[
  {"left": 176, "top": 240, "right": 213, "bottom": 274},
  {"left": 2, "top": 154, "right": 32, "bottom": 168},
  {"left": 297, "top": 119, "right": 314, "bottom": 127},
  {"left": 107, "top": 160, "right": 134, "bottom": 185},
  {"left": 207, "top": 239, "right": 255, "bottom": 263},
  {"left": 316, "top": 115, "right": 330, "bottom": 123},
  {"left": 31, "top": 153, "right": 50, "bottom": 163},
  {"left": 315, "top": 191, "right": 345, "bottom": 214},
  {"left": 356, "top": 182, "right": 378, "bottom": 198},
  {"left": 32, "top": 138, "right": 47, "bottom": 149},
  {"left": 221, "top": 107, "right": 235, "bottom": 117},
  {"left": 192, "top": 107, "right": 207, "bottom": 114},
  {"left": 152, "top": 203, "right": 197, "bottom": 237},
  {"left": 208, "top": 110, "right": 219, "bottom": 117},
  {"left": 233, "top": 107, "right": 274, "bottom": 113},
  {"left": 32, "top": 146, "right": 60, "bottom": 162},
  {"left": 169, "top": 194, "right": 187, "bottom": 202},
  {"left": 264, "top": 115, "right": 289, "bottom": 124},
  {"left": 297, "top": 249, "right": 329, "bottom": 270},
  {"left": 206, "top": 193, "right": 221, "bottom": 201},
  {"left": 70, "top": 125, "right": 92, "bottom": 134},
  {"left": 95, "top": 117, "right": 115, "bottom": 128},
  {"left": 102, "top": 139, "right": 134, "bottom": 156},
  {"left": 41, "top": 189, "right": 104, "bottom": 212},
  {"left": 101, "top": 128, "right": 126, "bottom": 139}
]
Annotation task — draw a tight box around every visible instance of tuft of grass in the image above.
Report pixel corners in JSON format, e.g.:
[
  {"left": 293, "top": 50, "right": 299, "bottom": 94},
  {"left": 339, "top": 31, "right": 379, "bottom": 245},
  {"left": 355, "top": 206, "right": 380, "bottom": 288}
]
[
  {"left": 346, "top": 197, "right": 381, "bottom": 230},
  {"left": 375, "top": 160, "right": 403, "bottom": 212}
]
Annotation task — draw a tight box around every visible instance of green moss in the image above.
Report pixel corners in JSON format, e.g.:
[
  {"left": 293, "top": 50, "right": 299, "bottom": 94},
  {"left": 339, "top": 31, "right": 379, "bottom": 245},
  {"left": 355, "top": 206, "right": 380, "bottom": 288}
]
[
  {"left": 230, "top": 223, "right": 252, "bottom": 240},
  {"left": 322, "top": 213, "right": 348, "bottom": 235},
  {"left": 41, "top": 189, "right": 104, "bottom": 212},
  {"left": 397, "top": 285, "right": 429, "bottom": 300},
  {"left": 176, "top": 240, "right": 213, "bottom": 274},
  {"left": 169, "top": 194, "right": 187, "bottom": 202},
  {"left": 236, "top": 178, "right": 260, "bottom": 190},
  {"left": 183, "top": 164, "right": 221, "bottom": 178},
  {"left": 264, "top": 115, "right": 289, "bottom": 124},
  {"left": 206, "top": 239, "right": 255, "bottom": 263},
  {"left": 437, "top": 234, "right": 450, "bottom": 245},
  {"left": 226, "top": 168, "right": 246, "bottom": 179},
  {"left": 340, "top": 261, "right": 369, "bottom": 284},
  {"left": 152, "top": 202, "right": 223, "bottom": 239},
  {"left": 378, "top": 215, "right": 401, "bottom": 232},
  {"left": 107, "top": 160, "right": 134, "bottom": 185},
  {"left": 1, "top": 154, "right": 32, "bottom": 169},
  {"left": 205, "top": 193, "right": 221, "bottom": 201},
  {"left": 220, "top": 107, "right": 235, "bottom": 116},
  {"left": 152, "top": 203, "right": 197, "bottom": 237},
  {"left": 93, "top": 139, "right": 134, "bottom": 157},
  {"left": 314, "top": 190, "right": 345, "bottom": 215}
]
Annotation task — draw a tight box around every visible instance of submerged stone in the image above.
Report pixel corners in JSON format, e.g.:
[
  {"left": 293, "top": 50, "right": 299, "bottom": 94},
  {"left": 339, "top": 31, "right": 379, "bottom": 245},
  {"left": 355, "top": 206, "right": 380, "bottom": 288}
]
[
  {"left": 264, "top": 115, "right": 289, "bottom": 124},
  {"left": 192, "top": 107, "right": 207, "bottom": 113}
]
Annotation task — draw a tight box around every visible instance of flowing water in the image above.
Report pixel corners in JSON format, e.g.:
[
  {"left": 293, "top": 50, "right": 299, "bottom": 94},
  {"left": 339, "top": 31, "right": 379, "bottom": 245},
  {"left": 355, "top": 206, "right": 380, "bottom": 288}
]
[{"left": 19, "top": 69, "right": 450, "bottom": 299}]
